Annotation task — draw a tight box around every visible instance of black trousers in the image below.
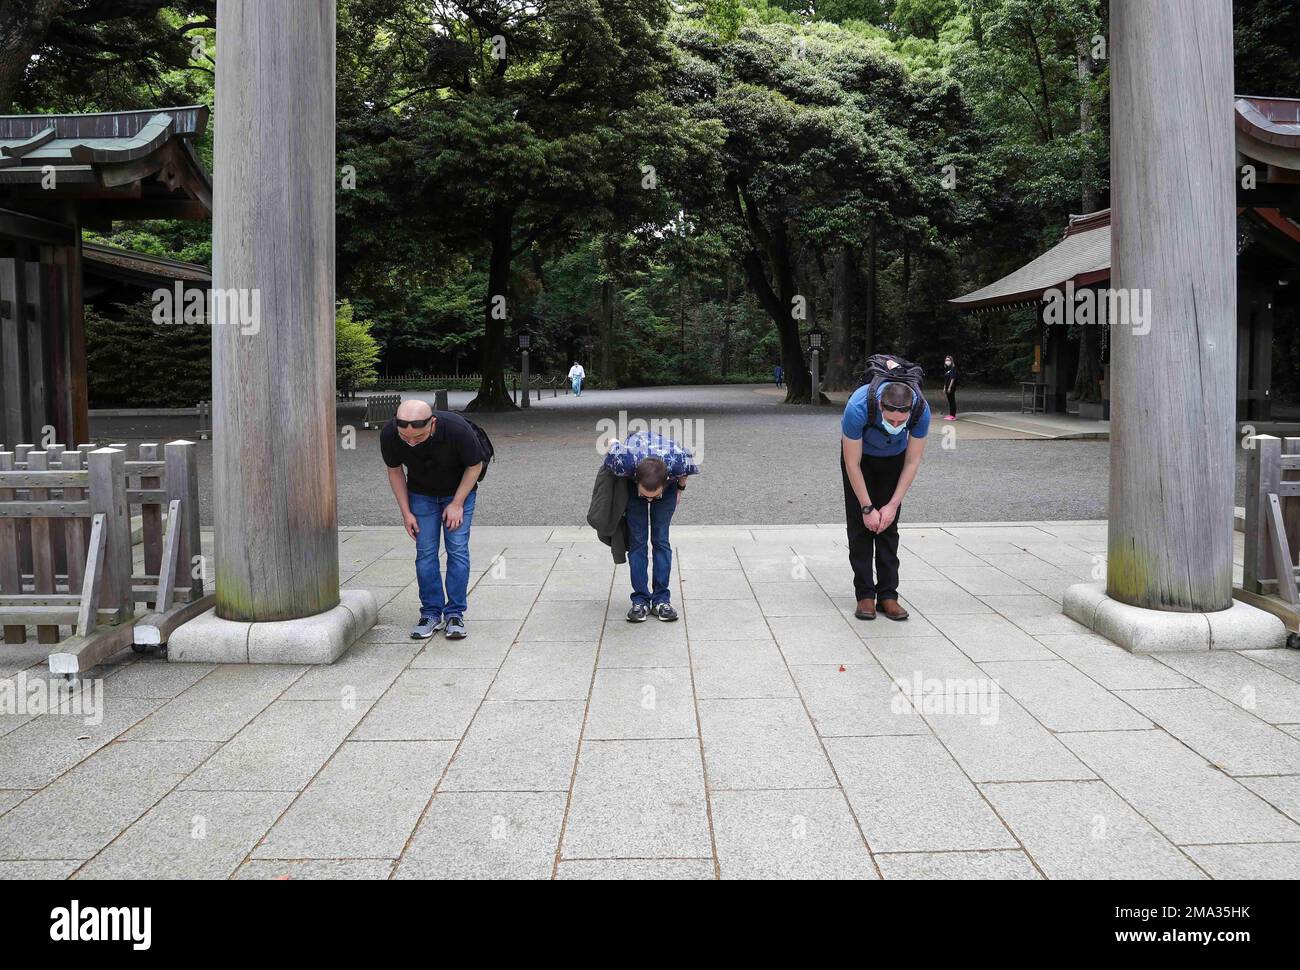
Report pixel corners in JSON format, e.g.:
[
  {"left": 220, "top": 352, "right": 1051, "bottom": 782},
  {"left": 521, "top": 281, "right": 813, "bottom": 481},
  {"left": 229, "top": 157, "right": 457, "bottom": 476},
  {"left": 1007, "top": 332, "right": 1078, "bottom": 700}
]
[
  {"left": 945, "top": 387, "right": 957, "bottom": 417},
  {"left": 841, "top": 450, "right": 905, "bottom": 601}
]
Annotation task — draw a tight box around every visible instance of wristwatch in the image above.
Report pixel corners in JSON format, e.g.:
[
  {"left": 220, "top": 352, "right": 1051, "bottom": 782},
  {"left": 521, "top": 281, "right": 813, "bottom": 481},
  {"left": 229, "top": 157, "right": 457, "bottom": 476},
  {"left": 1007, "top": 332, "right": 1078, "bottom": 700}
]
[{"left": 862, "top": 504, "right": 874, "bottom": 515}]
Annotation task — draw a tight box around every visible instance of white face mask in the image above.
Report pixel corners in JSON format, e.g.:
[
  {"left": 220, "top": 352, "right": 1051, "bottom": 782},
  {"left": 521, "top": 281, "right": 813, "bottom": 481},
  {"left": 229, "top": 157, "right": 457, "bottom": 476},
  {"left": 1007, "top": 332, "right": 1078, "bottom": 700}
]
[{"left": 882, "top": 418, "right": 908, "bottom": 436}]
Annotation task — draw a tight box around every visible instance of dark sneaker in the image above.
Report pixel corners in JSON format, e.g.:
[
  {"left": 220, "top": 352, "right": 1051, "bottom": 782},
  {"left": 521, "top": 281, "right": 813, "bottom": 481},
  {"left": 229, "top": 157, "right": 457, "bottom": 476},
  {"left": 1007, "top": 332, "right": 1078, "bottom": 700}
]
[
  {"left": 445, "top": 615, "right": 467, "bottom": 639},
  {"left": 651, "top": 602, "right": 679, "bottom": 622},
  {"left": 411, "top": 616, "right": 444, "bottom": 639},
  {"left": 627, "top": 603, "right": 650, "bottom": 623}
]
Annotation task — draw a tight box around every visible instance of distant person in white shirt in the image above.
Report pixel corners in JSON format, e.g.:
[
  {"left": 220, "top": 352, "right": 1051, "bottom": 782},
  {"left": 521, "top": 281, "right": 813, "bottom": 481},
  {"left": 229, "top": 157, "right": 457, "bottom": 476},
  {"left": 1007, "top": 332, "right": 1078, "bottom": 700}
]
[{"left": 568, "top": 361, "right": 586, "bottom": 397}]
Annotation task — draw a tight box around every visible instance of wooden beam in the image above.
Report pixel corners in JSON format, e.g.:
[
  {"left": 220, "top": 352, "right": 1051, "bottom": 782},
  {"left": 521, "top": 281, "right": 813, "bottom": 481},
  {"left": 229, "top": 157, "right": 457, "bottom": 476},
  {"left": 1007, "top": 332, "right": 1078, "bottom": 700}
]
[
  {"left": 0, "top": 207, "right": 76, "bottom": 245},
  {"left": 134, "top": 591, "right": 215, "bottom": 647},
  {"left": 48, "top": 617, "right": 141, "bottom": 675}
]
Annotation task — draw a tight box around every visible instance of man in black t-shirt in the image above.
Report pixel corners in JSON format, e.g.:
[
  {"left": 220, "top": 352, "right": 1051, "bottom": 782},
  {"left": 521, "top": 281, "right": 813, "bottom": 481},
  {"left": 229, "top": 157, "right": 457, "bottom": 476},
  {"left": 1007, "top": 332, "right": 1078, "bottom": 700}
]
[{"left": 380, "top": 399, "right": 484, "bottom": 640}]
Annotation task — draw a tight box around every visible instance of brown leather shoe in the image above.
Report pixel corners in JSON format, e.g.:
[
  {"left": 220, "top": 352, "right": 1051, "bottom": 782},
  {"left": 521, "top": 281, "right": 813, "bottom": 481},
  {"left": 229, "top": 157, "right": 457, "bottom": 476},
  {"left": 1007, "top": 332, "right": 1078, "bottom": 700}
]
[
  {"left": 877, "top": 599, "right": 909, "bottom": 621},
  {"left": 853, "top": 598, "right": 876, "bottom": 620}
]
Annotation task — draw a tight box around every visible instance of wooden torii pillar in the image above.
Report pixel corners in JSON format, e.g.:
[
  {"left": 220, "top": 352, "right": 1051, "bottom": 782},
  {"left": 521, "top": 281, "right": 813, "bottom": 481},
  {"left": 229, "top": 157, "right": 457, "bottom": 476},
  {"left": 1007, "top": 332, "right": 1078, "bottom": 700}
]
[
  {"left": 171, "top": 0, "right": 374, "bottom": 663},
  {"left": 1106, "top": 0, "right": 1236, "bottom": 612},
  {"left": 1066, "top": 0, "right": 1282, "bottom": 650},
  {"left": 212, "top": 0, "right": 339, "bottom": 621}
]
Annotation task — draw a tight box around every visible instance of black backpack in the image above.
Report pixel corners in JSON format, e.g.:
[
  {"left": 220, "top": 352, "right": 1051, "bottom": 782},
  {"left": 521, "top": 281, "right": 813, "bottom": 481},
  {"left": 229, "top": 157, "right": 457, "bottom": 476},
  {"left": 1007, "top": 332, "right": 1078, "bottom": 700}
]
[
  {"left": 858, "top": 354, "right": 926, "bottom": 431},
  {"left": 465, "top": 418, "right": 495, "bottom": 482}
]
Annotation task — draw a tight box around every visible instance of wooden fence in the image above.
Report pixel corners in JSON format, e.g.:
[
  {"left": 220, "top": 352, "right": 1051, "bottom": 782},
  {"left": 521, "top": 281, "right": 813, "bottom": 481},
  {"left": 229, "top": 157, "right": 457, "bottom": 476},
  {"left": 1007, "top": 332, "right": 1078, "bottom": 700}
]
[
  {"left": 1243, "top": 434, "right": 1300, "bottom": 607},
  {"left": 0, "top": 440, "right": 209, "bottom": 678}
]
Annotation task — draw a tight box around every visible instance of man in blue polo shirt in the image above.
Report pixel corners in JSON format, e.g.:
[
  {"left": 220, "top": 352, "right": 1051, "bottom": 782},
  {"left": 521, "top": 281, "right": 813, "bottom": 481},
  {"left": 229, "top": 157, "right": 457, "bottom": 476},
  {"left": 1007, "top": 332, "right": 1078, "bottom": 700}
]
[{"left": 840, "top": 379, "right": 930, "bottom": 621}]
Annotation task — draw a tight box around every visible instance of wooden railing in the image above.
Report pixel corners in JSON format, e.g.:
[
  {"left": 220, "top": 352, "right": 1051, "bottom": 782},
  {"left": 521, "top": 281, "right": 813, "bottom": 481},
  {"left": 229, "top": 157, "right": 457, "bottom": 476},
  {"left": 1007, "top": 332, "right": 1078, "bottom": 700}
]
[
  {"left": 1244, "top": 434, "right": 1300, "bottom": 606},
  {"left": 0, "top": 440, "right": 208, "bottom": 678}
]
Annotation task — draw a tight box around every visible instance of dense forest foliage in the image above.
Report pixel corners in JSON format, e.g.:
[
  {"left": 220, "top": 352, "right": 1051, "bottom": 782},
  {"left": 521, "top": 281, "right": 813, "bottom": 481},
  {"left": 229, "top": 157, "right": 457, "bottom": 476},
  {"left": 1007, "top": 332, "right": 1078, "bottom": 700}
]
[{"left": 2, "top": 0, "right": 1296, "bottom": 408}]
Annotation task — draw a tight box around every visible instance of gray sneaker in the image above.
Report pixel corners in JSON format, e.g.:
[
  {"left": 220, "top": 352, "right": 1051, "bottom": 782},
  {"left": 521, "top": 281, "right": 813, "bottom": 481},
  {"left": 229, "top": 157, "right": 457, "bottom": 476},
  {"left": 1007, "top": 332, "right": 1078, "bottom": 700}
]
[
  {"left": 652, "top": 602, "right": 679, "bottom": 622},
  {"left": 445, "top": 615, "right": 467, "bottom": 639},
  {"left": 627, "top": 603, "right": 649, "bottom": 623},
  {"left": 411, "top": 616, "right": 444, "bottom": 639}
]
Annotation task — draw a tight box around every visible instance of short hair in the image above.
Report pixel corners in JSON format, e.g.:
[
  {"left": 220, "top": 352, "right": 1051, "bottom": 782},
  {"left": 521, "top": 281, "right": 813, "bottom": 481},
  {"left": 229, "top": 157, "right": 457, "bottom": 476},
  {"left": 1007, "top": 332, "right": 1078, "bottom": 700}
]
[
  {"left": 881, "top": 383, "right": 913, "bottom": 410},
  {"left": 634, "top": 456, "right": 668, "bottom": 490}
]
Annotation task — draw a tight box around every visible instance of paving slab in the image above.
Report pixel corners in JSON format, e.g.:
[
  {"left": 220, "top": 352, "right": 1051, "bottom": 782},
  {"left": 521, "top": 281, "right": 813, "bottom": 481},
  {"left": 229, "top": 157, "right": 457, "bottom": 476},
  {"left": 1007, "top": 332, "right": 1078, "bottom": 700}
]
[
  {"left": 0, "top": 695, "right": 166, "bottom": 789},
  {"left": 876, "top": 849, "right": 1041, "bottom": 880},
  {"left": 351, "top": 668, "right": 496, "bottom": 741},
  {"left": 978, "top": 660, "right": 1152, "bottom": 732},
  {"left": 563, "top": 739, "right": 711, "bottom": 859},
  {"left": 1152, "top": 652, "right": 1300, "bottom": 724},
  {"left": 1239, "top": 775, "right": 1300, "bottom": 825},
  {"left": 234, "top": 859, "right": 395, "bottom": 880},
  {"left": 684, "top": 600, "right": 774, "bottom": 641},
  {"left": 1115, "top": 688, "right": 1300, "bottom": 776},
  {"left": 123, "top": 664, "right": 307, "bottom": 743},
  {"left": 1181, "top": 842, "right": 1300, "bottom": 879},
  {"left": 487, "top": 641, "right": 598, "bottom": 702},
  {"left": 253, "top": 740, "right": 452, "bottom": 860},
  {"left": 926, "top": 614, "right": 1056, "bottom": 662},
  {"left": 517, "top": 601, "right": 606, "bottom": 642},
  {"left": 555, "top": 859, "right": 715, "bottom": 880},
  {"left": 698, "top": 698, "right": 836, "bottom": 790},
  {"left": 76, "top": 789, "right": 295, "bottom": 879},
  {"left": 827, "top": 736, "right": 1018, "bottom": 853},
  {"left": 1035, "top": 634, "right": 1195, "bottom": 691},
  {"left": 0, "top": 741, "right": 216, "bottom": 860},
  {"left": 1060, "top": 729, "right": 1300, "bottom": 845},
  {"left": 441, "top": 700, "right": 585, "bottom": 792},
  {"left": 181, "top": 699, "right": 369, "bottom": 791},
  {"left": 711, "top": 789, "right": 878, "bottom": 880},
  {"left": 790, "top": 663, "right": 928, "bottom": 738},
  {"left": 922, "top": 697, "right": 1095, "bottom": 784},
  {"left": 584, "top": 667, "right": 697, "bottom": 740},
  {"left": 981, "top": 781, "right": 1206, "bottom": 880},
  {"left": 395, "top": 791, "right": 567, "bottom": 880},
  {"left": 766, "top": 616, "right": 875, "bottom": 665}
]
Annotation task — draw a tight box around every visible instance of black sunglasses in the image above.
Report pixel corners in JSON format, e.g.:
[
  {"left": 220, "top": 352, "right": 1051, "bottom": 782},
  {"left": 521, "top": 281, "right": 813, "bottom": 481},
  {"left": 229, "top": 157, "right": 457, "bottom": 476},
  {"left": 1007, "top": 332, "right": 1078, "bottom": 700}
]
[{"left": 395, "top": 417, "right": 432, "bottom": 429}]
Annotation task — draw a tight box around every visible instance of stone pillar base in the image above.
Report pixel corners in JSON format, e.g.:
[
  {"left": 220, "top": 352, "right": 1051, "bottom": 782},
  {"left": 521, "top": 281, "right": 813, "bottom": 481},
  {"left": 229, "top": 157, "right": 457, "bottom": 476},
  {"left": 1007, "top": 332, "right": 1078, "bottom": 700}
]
[
  {"left": 1062, "top": 583, "right": 1285, "bottom": 653},
  {"left": 166, "top": 589, "right": 377, "bottom": 664}
]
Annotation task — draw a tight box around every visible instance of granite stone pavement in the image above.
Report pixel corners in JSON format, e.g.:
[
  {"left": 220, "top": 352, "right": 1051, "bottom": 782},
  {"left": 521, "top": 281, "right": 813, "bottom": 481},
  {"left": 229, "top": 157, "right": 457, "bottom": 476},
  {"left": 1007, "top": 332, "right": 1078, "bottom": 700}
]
[{"left": 3, "top": 520, "right": 1300, "bottom": 880}]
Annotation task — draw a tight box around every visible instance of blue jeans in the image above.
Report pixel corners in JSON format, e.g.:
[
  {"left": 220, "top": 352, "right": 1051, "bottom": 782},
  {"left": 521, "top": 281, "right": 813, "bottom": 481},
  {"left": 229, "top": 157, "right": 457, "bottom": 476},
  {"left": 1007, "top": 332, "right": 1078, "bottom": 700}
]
[
  {"left": 572, "top": 376, "right": 583, "bottom": 396},
  {"left": 625, "top": 480, "right": 677, "bottom": 607},
  {"left": 410, "top": 489, "right": 476, "bottom": 618}
]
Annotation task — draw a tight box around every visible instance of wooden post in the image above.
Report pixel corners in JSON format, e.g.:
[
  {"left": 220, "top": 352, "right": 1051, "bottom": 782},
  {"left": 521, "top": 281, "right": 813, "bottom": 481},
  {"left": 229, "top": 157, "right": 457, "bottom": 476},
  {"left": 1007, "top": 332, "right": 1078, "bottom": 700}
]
[
  {"left": 26, "top": 451, "right": 58, "bottom": 643},
  {"left": 0, "top": 451, "right": 24, "bottom": 643},
  {"left": 87, "top": 447, "right": 131, "bottom": 622},
  {"left": 1106, "top": 0, "right": 1236, "bottom": 611},
  {"left": 138, "top": 443, "right": 163, "bottom": 592},
  {"left": 212, "top": 0, "right": 340, "bottom": 621},
  {"left": 61, "top": 449, "right": 87, "bottom": 593},
  {"left": 165, "top": 439, "right": 203, "bottom": 600}
]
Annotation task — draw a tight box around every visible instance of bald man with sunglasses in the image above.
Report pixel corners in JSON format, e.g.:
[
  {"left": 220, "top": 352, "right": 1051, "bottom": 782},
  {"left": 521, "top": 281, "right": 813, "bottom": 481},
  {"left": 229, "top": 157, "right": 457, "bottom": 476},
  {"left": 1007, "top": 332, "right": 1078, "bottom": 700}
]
[{"left": 382, "top": 400, "right": 484, "bottom": 640}]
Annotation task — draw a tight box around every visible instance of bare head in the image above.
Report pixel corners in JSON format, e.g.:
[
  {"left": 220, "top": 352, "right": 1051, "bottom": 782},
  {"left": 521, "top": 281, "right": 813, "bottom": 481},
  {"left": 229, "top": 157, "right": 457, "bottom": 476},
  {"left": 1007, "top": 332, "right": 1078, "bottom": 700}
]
[
  {"left": 395, "top": 399, "right": 435, "bottom": 446},
  {"left": 880, "top": 383, "right": 914, "bottom": 430},
  {"left": 634, "top": 456, "right": 668, "bottom": 499}
]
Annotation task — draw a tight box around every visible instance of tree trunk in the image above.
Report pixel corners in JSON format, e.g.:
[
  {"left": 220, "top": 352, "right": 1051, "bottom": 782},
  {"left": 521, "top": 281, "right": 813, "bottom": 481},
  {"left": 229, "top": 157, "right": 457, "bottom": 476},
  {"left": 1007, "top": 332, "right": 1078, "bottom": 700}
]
[
  {"left": 600, "top": 278, "right": 613, "bottom": 384},
  {"left": 730, "top": 180, "right": 809, "bottom": 401},
  {"left": 466, "top": 210, "right": 518, "bottom": 412},
  {"left": 720, "top": 266, "right": 733, "bottom": 377},
  {"left": 864, "top": 222, "right": 876, "bottom": 361},
  {"left": 826, "top": 244, "right": 856, "bottom": 389},
  {"left": 0, "top": 0, "right": 63, "bottom": 112},
  {"left": 1107, "top": 0, "right": 1235, "bottom": 612}
]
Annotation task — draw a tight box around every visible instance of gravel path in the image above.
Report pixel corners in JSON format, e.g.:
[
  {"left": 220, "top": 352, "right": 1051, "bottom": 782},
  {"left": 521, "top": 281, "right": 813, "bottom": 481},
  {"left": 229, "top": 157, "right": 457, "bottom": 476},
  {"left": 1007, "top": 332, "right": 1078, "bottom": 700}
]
[{"left": 90, "top": 384, "right": 1136, "bottom": 528}]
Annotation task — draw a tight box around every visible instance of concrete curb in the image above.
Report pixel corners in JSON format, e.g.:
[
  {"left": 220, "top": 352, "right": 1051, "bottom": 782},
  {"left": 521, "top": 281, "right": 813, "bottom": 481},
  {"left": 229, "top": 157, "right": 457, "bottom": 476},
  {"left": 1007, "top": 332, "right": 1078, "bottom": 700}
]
[
  {"left": 1063, "top": 582, "right": 1286, "bottom": 653},
  {"left": 168, "top": 589, "right": 377, "bottom": 664}
]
